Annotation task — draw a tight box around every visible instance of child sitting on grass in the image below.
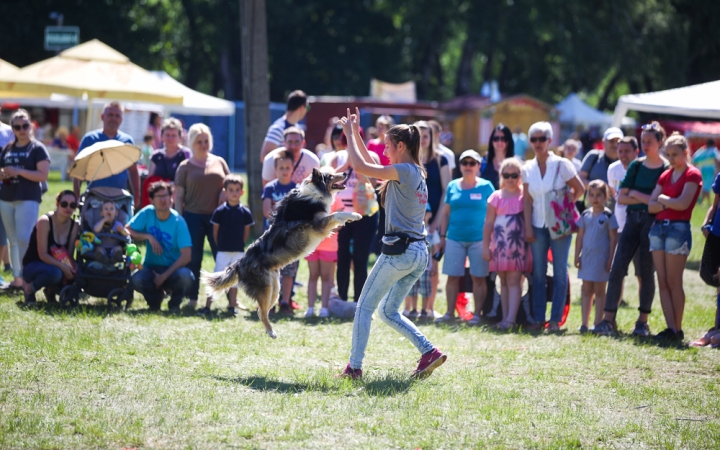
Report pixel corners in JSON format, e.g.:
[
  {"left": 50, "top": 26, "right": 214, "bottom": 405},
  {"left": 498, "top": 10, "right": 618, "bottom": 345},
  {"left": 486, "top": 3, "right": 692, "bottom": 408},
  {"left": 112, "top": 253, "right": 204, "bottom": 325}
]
[
  {"left": 93, "top": 200, "right": 129, "bottom": 264},
  {"left": 198, "top": 175, "right": 254, "bottom": 316},
  {"left": 575, "top": 180, "right": 618, "bottom": 332}
]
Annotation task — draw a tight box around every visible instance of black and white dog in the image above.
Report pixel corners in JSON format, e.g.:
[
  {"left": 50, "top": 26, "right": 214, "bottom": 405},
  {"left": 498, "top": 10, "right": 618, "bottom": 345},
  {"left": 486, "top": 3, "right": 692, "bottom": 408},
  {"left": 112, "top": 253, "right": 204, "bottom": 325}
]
[{"left": 202, "top": 168, "right": 361, "bottom": 338}]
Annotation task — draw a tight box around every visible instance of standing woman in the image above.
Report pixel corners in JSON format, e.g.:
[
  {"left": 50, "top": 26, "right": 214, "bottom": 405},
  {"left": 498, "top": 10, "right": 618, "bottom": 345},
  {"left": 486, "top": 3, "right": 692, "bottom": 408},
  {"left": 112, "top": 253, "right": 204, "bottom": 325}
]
[
  {"left": 594, "top": 122, "right": 669, "bottom": 336},
  {"left": 436, "top": 150, "right": 495, "bottom": 324},
  {"left": 0, "top": 109, "right": 50, "bottom": 290},
  {"left": 337, "top": 109, "right": 446, "bottom": 380},
  {"left": 148, "top": 118, "right": 191, "bottom": 181},
  {"left": 647, "top": 133, "right": 701, "bottom": 341},
  {"left": 22, "top": 191, "right": 80, "bottom": 305},
  {"left": 482, "top": 124, "right": 515, "bottom": 190},
  {"left": 147, "top": 112, "right": 163, "bottom": 149},
  {"left": 175, "top": 124, "right": 230, "bottom": 309},
  {"left": 522, "top": 122, "right": 584, "bottom": 331}
]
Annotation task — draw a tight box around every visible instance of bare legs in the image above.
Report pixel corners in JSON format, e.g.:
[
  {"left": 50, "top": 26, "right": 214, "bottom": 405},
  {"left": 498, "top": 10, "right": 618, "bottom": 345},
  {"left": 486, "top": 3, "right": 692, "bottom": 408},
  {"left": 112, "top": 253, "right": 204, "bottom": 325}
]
[
  {"left": 498, "top": 271, "right": 522, "bottom": 325},
  {"left": 581, "top": 281, "right": 607, "bottom": 328},
  {"left": 653, "top": 250, "right": 688, "bottom": 332}
]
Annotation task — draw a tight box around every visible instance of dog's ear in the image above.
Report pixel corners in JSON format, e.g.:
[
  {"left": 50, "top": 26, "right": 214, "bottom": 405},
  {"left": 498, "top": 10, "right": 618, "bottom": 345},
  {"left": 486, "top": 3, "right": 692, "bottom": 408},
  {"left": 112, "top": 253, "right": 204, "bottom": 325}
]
[{"left": 311, "top": 168, "right": 322, "bottom": 182}]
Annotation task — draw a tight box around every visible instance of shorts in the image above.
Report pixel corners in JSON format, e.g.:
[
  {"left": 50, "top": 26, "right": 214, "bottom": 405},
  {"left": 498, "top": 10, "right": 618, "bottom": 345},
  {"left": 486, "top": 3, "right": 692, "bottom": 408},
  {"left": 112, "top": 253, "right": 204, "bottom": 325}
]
[
  {"left": 648, "top": 221, "right": 692, "bottom": 256},
  {"left": 305, "top": 249, "right": 338, "bottom": 263},
  {"left": 442, "top": 239, "right": 489, "bottom": 278},
  {"left": 408, "top": 257, "right": 432, "bottom": 298},
  {"left": 280, "top": 260, "right": 299, "bottom": 278},
  {"left": 214, "top": 251, "right": 245, "bottom": 272}
]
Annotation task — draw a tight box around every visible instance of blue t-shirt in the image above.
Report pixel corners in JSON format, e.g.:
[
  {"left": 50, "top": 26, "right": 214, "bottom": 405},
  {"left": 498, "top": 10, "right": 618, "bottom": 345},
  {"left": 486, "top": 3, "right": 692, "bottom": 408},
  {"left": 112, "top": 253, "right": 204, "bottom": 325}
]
[
  {"left": 210, "top": 202, "right": 255, "bottom": 252},
  {"left": 0, "top": 123, "right": 13, "bottom": 149},
  {"left": 262, "top": 178, "right": 296, "bottom": 230},
  {"left": 710, "top": 173, "right": 720, "bottom": 237},
  {"left": 127, "top": 205, "right": 192, "bottom": 268},
  {"left": 444, "top": 178, "right": 495, "bottom": 242},
  {"left": 79, "top": 129, "right": 135, "bottom": 190}
]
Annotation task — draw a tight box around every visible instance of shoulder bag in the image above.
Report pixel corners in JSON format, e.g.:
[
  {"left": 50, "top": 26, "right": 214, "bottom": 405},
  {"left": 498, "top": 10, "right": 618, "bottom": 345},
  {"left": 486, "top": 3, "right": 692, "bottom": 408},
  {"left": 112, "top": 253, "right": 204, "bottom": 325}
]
[{"left": 546, "top": 160, "right": 580, "bottom": 240}]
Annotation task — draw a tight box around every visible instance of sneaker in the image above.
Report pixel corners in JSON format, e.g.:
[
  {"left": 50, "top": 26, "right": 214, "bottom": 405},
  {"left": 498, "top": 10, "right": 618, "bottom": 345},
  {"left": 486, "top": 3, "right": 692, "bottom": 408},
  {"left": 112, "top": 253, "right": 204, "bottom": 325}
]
[
  {"left": 411, "top": 348, "right": 447, "bottom": 379},
  {"left": 434, "top": 313, "right": 456, "bottom": 324},
  {"left": 304, "top": 307, "right": 315, "bottom": 318},
  {"left": 547, "top": 321, "right": 561, "bottom": 332},
  {"left": 467, "top": 314, "right": 482, "bottom": 326},
  {"left": 227, "top": 307, "right": 238, "bottom": 317},
  {"left": 44, "top": 287, "right": 58, "bottom": 303},
  {"left": 319, "top": 307, "right": 330, "bottom": 318},
  {"left": 579, "top": 325, "right": 589, "bottom": 333},
  {"left": 290, "top": 300, "right": 302, "bottom": 310},
  {"left": 654, "top": 328, "right": 683, "bottom": 342},
  {"left": 676, "top": 330, "right": 685, "bottom": 341},
  {"left": 408, "top": 309, "right": 419, "bottom": 320},
  {"left": 4, "top": 263, "right": 12, "bottom": 273},
  {"left": 592, "top": 320, "right": 618, "bottom": 336},
  {"left": 335, "top": 363, "right": 362, "bottom": 380},
  {"left": 23, "top": 290, "right": 37, "bottom": 307},
  {"left": 279, "top": 302, "right": 292, "bottom": 314},
  {"left": 419, "top": 310, "right": 428, "bottom": 321},
  {"left": 197, "top": 306, "right": 211, "bottom": 316},
  {"left": 631, "top": 320, "right": 651, "bottom": 337},
  {"left": 402, "top": 309, "right": 410, "bottom": 317}
]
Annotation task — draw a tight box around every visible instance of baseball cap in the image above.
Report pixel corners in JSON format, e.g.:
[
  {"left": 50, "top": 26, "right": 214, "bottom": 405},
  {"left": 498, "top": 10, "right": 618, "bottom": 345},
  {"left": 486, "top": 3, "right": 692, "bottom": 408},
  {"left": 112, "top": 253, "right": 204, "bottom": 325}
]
[
  {"left": 603, "top": 127, "right": 623, "bottom": 141},
  {"left": 459, "top": 149, "right": 482, "bottom": 163}
]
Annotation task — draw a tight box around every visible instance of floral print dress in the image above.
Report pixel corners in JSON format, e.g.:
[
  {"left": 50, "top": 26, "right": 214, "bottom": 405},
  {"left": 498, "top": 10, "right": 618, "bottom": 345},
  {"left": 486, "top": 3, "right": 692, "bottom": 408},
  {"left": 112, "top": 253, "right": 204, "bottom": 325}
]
[{"left": 488, "top": 189, "right": 533, "bottom": 273}]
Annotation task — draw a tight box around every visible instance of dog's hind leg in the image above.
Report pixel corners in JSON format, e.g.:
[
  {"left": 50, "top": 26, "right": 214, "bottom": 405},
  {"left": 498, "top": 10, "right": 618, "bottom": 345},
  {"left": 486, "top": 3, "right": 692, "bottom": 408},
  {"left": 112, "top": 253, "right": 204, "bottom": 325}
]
[{"left": 257, "top": 275, "right": 280, "bottom": 339}]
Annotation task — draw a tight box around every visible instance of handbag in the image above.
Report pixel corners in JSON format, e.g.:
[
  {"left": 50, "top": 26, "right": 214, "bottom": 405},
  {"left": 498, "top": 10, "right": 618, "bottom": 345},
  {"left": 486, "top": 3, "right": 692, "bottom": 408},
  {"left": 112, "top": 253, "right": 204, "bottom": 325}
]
[
  {"left": 545, "top": 161, "right": 579, "bottom": 240},
  {"left": 349, "top": 169, "right": 379, "bottom": 216}
]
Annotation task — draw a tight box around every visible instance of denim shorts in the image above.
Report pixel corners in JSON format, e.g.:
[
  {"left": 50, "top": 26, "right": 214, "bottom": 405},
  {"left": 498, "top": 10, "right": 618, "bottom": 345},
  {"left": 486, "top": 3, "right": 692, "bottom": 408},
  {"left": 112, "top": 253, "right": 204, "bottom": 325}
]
[
  {"left": 442, "top": 239, "right": 489, "bottom": 277},
  {"left": 648, "top": 221, "right": 692, "bottom": 255}
]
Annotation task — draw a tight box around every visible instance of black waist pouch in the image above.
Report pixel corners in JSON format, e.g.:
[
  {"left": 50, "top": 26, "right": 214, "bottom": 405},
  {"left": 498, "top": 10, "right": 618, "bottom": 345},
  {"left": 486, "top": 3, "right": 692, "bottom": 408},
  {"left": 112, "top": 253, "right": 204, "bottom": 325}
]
[{"left": 381, "top": 234, "right": 425, "bottom": 255}]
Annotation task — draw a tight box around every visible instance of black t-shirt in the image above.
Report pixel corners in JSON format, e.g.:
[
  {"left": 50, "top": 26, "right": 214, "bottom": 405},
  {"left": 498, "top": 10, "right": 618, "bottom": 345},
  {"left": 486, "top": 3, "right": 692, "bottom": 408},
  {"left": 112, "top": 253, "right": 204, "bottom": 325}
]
[
  {"left": 425, "top": 155, "right": 448, "bottom": 223},
  {"left": 210, "top": 202, "right": 255, "bottom": 252},
  {"left": 481, "top": 160, "right": 500, "bottom": 190},
  {"left": 0, "top": 140, "right": 50, "bottom": 203},
  {"left": 150, "top": 147, "right": 190, "bottom": 180}
]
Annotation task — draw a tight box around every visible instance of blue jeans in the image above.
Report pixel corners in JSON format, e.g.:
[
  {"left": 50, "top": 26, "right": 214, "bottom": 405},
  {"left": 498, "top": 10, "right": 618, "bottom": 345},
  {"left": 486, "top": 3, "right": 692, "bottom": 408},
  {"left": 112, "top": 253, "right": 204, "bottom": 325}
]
[
  {"left": 349, "top": 241, "right": 434, "bottom": 370},
  {"left": 130, "top": 265, "right": 195, "bottom": 310},
  {"left": 183, "top": 211, "right": 217, "bottom": 301},
  {"left": 530, "top": 226, "right": 572, "bottom": 323},
  {"left": 0, "top": 200, "right": 40, "bottom": 277},
  {"left": 22, "top": 261, "right": 62, "bottom": 292}
]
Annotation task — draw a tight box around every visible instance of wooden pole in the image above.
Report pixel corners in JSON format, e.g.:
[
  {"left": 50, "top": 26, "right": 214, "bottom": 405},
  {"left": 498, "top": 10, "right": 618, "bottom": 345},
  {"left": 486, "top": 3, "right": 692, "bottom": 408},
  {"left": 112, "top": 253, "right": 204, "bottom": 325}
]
[{"left": 240, "top": 0, "right": 270, "bottom": 239}]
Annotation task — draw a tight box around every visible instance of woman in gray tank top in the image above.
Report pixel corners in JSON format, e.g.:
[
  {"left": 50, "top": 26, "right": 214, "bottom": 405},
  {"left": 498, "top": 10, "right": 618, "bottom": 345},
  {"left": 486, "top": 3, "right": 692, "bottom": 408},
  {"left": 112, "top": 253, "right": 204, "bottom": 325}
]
[{"left": 335, "top": 108, "right": 447, "bottom": 381}]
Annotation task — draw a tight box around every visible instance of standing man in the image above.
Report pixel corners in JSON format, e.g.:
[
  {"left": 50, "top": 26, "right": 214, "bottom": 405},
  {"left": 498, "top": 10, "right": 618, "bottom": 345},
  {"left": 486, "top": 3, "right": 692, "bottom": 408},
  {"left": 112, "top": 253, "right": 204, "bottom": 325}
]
[
  {"left": 579, "top": 127, "right": 622, "bottom": 209},
  {"left": 72, "top": 102, "right": 140, "bottom": 209},
  {"left": 259, "top": 90, "right": 309, "bottom": 162},
  {"left": 127, "top": 181, "right": 193, "bottom": 312},
  {"left": 261, "top": 127, "right": 319, "bottom": 186}
]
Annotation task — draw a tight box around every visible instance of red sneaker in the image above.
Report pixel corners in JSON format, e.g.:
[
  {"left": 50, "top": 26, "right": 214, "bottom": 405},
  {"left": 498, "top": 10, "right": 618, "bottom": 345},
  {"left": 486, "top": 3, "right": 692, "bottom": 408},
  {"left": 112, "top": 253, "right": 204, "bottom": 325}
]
[
  {"left": 290, "top": 300, "right": 302, "bottom": 310},
  {"left": 335, "top": 363, "right": 362, "bottom": 380},
  {"left": 411, "top": 348, "right": 447, "bottom": 379}
]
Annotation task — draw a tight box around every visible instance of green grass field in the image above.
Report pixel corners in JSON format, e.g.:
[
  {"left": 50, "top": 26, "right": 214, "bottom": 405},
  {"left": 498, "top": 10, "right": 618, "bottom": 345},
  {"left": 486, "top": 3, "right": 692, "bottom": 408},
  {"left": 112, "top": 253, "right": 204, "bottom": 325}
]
[{"left": 1, "top": 172, "right": 719, "bottom": 449}]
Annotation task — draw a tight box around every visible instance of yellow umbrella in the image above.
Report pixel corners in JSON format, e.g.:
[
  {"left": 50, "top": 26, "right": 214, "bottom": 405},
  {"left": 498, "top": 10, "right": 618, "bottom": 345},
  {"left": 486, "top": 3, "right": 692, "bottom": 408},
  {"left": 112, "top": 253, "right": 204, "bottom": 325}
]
[{"left": 0, "top": 40, "right": 183, "bottom": 105}]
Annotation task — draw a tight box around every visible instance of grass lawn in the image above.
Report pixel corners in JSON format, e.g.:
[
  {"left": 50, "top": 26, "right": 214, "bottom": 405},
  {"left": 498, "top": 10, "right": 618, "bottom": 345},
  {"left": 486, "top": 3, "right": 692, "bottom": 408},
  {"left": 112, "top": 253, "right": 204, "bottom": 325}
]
[{"left": 1, "top": 172, "right": 719, "bottom": 449}]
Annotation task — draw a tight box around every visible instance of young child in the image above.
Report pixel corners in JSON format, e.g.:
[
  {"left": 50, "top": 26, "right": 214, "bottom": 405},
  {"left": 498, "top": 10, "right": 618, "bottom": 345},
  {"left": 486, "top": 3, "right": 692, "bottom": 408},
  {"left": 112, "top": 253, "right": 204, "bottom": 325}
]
[
  {"left": 140, "top": 134, "right": 154, "bottom": 168},
  {"left": 93, "top": 200, "right": 129, "bottom": 264},
  {"left": 305, "top": 168, "right": 344, "bottom": 318},
  {"left": 403, "top": 204, "right": 438, "bottom": 321},
  {"left": 199, "top": 175, "right": 254, "bottom": 316},
  {"left": 482, "top": 158, "right": 532, "bottom": 330},
  {"left": 262, "top": 150, "right": 299, "bottom": 313},
  {"left": 574, "top": 180, "right": 618, "bottom": 332}
]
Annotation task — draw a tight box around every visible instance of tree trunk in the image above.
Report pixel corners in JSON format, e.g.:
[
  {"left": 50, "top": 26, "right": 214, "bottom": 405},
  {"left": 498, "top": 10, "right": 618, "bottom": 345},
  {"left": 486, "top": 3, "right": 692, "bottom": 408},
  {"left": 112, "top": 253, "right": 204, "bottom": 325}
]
[
  {"left": 597, "top": 69, "right": 621, "bottom": 111},
  {"left": 455, "top": 35, "right": 475, "bottom": 96},
  {"left": 241, "top": 0, "right": 270, "bottom": 239},
  {"left": 179, "top": 0, "right": 204, "bottom": 89}
]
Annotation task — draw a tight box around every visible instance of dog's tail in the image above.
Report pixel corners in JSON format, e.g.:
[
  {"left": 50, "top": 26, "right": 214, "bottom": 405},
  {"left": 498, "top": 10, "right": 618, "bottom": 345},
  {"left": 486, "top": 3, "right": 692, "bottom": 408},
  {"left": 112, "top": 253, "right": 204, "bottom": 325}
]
[{"left": 201, "top": 262, "right": 241, "bottom": 298}]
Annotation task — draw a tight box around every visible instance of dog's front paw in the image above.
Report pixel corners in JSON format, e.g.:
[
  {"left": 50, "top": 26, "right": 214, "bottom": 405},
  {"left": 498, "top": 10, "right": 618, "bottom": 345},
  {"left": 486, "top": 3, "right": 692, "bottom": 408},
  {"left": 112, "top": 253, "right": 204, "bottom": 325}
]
[
  {"left": 348, "top": 212, "right": 362, "bottom": 222},
  {"left": 267, "top": 330, "right": 278, "bottom": 339}
]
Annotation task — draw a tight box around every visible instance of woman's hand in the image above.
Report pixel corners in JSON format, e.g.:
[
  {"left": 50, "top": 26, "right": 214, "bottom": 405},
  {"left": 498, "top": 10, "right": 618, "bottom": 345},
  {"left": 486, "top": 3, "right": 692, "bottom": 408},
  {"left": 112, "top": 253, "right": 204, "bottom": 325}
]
[
  {"left": 574, "top": 255, "right": 581, "bottom": 269},
  {"left": 525, "top": 226, "right": 536, "bottom": 243},
  {"left": 605, "top": 258, "right": 612, "bottom": 273},
  {"left": 482, "top": 247, "right": 492, "bottom": 262},
  {"left": 3, "top": 166, "right": 21, "bottom": 178},
  {"left": 60, "top": 264, "right": 75, "bottom": 281}
]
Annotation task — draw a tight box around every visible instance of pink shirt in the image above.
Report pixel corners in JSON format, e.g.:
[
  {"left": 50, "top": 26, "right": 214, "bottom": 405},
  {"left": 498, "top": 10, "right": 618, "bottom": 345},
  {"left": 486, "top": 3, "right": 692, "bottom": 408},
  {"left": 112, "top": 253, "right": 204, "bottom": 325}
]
[{"left": 367, "top": 139, "right": 390, "bottom": 166}]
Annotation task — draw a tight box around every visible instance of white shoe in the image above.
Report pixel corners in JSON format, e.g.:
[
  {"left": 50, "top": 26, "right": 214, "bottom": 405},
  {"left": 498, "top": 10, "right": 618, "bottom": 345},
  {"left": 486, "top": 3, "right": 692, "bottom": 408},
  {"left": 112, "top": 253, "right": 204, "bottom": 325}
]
[
  {"left": 402, "top": 309, "right": 410, "bottom": 317},
  {"left": 319, "top": 307, "right": 329, "bottom": 318},
  {"left": 304, "top": 307, "right": 315, "bottom": 318}
]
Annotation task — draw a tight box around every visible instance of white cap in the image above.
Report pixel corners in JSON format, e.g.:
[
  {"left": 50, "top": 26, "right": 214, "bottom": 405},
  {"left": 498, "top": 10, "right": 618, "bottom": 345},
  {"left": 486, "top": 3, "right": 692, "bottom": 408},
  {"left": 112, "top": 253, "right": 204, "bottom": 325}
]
[
  {"left": 603, "top": 127, "right": 623, "bottom": 141},
  {"left": 459, "top": 149, "right": 482, "bottom": 163}
]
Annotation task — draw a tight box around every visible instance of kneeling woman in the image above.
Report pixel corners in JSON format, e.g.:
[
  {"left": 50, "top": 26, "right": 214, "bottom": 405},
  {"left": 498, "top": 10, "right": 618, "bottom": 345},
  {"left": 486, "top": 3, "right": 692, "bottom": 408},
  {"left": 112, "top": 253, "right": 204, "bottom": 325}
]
[
  {"left": 337, "top": 108, "right": 447, "bottom": 380},
  {"left": 22, "top": 190, "right": 80, "bottom": 305}
]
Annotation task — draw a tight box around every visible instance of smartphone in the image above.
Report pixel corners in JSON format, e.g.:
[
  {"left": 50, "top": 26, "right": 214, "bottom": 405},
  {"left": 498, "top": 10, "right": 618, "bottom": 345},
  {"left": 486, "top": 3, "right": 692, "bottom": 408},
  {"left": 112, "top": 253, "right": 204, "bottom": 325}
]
[{"left": 432, "top": 249, "right": 444, "bottom": 261}]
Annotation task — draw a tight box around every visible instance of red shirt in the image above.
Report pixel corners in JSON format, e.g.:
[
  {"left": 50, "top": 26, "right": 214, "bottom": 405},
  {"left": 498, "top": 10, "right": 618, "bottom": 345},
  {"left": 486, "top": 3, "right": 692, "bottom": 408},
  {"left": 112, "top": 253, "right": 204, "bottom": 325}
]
[
  {"left": 655, "top": 165, "right": 702, "bottom": 221},
  {"left": 366, "top": 138, "right": 390, "bottom": 166}
]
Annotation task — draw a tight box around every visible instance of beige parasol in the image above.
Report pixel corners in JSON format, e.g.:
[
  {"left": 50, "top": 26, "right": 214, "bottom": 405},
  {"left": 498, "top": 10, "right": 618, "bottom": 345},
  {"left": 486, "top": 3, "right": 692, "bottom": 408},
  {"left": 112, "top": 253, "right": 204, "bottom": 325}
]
[{"left": 68, "top": 140, "right": 140, "bottom": 182}]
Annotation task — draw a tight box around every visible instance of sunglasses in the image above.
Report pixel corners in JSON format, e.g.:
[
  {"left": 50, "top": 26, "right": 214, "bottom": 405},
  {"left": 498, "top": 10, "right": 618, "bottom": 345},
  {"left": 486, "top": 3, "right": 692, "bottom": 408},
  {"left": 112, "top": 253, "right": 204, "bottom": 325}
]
[
  {"left": 460, "top": 159, "right": 478, "bottom": 166},
  {"left": 12, "top": 123, "right": 30, "bottom": 131},
  {"left": 59, "top": 201, "right": 77, "bottom": 209},
  {"left": 641, "top": 123, "right": 659, "bottom": 131},
  {"left": 492, "top": 136, "right": 508, "bottom": 142},
  {"left": 502, "top": 172, "right": 519, "bottom": 179},
  {"left": 530, "top": 136, "right": 548, "bottom": 143}
]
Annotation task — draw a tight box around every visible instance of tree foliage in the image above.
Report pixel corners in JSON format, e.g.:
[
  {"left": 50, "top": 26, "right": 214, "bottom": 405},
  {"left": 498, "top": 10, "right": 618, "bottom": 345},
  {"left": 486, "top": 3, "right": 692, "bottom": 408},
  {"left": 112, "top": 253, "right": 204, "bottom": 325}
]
[{"left": 1, "top": 0, "right": 719, "bottom": 111}]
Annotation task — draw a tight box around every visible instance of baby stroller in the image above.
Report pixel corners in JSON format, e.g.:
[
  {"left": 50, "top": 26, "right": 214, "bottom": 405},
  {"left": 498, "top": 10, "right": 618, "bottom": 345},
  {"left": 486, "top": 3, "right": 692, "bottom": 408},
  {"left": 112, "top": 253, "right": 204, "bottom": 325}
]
[{"left": 59, "top": 186, "right": 135, "bottom": 309}]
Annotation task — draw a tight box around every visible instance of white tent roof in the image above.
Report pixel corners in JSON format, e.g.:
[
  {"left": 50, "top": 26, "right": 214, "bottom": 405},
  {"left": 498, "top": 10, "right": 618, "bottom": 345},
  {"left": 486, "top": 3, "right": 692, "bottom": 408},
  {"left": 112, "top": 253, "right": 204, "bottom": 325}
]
[
  {"left": 150, "top": 71, "right": 235, "bottom": 116},
  {"left": 612, "top": 80, "right": 720, "bottom": 126},
  {"left": 557, "top": 93, "right": 611, "bottom": 125}
]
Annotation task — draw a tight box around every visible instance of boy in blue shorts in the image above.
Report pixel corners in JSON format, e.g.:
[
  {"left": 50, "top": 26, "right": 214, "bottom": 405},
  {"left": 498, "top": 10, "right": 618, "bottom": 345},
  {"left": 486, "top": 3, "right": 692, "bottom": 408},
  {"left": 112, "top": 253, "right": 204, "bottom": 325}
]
[
  {"left": 262, "top": 151, "right": 299, "bottom": 313},
  {"left": 199, "top": 175, "right": 254, "bottom": 316}
]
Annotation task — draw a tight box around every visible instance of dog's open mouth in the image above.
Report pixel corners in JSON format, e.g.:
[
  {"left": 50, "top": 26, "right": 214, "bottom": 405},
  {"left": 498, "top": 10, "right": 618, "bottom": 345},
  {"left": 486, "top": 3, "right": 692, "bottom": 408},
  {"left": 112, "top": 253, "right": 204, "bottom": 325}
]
[{"left": 331, "top": 180, "right": 347, "bottom": 190}]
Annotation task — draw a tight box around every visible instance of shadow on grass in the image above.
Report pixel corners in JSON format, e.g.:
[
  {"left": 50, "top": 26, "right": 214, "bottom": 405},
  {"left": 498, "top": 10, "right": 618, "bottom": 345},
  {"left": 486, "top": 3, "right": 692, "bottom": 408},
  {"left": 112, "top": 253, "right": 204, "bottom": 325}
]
[{"left": 214, "top": 373, "right": 415, "bottom": 397}]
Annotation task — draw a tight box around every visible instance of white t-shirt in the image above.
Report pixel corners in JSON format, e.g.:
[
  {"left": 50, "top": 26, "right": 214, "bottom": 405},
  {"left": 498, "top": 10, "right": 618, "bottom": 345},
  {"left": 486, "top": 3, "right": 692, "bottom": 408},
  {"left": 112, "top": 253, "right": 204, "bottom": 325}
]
[
  {"left": 437, "top": 144, "right": 456, "bottom": 170},
  {"left": 262, "top": 148, "right": 319, "bottom": 185},
  {"left": 0, "top": 122, "right": 13, "bottom": 149},
  {"left": 521, "top": 154, "right": 577, "bottom": 228},
  {"left": 607, "top": 160, "right": 630, "bottom": 232}
]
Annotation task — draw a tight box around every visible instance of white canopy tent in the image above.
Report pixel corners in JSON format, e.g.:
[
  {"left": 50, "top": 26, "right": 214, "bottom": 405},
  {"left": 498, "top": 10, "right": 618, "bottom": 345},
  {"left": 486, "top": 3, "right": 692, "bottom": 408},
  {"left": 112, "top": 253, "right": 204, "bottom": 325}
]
[
  {"left": 557, "top": 93, "right": 611, "bottom": 126},
  {"left": 150, "top": 71, "right": 235, "bottom": 116},
  {"left": 612, "top": 80, "right": 720, "bottom": 126}
]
